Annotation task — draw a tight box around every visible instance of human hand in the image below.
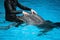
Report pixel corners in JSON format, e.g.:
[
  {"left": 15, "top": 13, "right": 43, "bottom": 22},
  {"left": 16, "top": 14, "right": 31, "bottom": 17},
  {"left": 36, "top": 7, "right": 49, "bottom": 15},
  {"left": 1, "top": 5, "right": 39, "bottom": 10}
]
[
  {"left": 31, "top": 9, "right": 37, "bottom": 14},
  {"left": 22, "top": 11, "right": 29, "bottom": 16}
]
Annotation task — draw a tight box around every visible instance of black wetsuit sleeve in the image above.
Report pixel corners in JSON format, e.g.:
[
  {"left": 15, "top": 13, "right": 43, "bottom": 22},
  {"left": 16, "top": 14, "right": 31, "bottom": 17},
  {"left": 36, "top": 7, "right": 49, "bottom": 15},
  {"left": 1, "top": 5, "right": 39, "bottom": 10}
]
[
  {"left": 17, "top": 1, "right": 31, "bottom": 11},
  {"left": 11, "top": 10, "right": 22, "bottom": 14},
  {"left": 6, "top": 1, "right": 22, "bottom": 14}
]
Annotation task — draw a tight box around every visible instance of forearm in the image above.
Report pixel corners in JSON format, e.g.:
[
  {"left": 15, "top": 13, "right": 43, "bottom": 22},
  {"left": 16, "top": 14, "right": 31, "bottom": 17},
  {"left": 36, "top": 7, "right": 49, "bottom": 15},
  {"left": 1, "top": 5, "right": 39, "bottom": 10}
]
[
  {"left": 20, "top": 6, "right": 31, "bottom": 11},
  {"left": 10, "top": 10, "right": 23, "bottom": 14},
  {"left": 17, "top": 2, "right": 31, "bottom": 11}
]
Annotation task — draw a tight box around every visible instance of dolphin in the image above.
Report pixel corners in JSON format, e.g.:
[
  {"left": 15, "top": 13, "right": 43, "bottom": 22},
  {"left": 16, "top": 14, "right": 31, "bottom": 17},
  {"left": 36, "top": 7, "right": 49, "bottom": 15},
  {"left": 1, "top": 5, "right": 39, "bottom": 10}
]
[{"left": 17, "top": 12, "right": 60, "bottom": 36}]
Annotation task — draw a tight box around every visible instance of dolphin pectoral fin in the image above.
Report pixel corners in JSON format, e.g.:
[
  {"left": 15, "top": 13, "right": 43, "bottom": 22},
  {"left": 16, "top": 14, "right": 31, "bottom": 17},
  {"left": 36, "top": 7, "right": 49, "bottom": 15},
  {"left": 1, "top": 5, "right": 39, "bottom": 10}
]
[{"left": 17, "top": 16, "right": 25, "bottom": 22}]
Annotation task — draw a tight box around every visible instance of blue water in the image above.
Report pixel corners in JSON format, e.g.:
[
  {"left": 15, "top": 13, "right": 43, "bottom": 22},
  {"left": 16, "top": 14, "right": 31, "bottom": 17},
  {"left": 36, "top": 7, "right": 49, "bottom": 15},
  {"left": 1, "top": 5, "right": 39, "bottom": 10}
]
[{"left": 0, "top": 0, "right": 60, "bottom": 40}]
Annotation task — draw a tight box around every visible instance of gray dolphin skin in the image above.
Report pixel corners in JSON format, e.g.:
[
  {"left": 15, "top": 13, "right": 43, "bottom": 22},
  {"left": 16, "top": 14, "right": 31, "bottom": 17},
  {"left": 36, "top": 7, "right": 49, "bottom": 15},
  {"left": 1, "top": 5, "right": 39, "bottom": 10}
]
[{"left": 17, "top": 13, "right": 45, "bottom": 26}]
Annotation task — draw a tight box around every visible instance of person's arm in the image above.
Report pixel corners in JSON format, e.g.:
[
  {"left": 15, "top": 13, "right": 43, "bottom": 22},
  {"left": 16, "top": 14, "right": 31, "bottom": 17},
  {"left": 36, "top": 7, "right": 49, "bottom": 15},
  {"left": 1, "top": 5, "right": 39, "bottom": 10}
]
[
  {"left": 16, "top": 0, "right": 31, "bottom": 11},
  {"left": 5, "top": 0, "right": 23, "bottom": 14}
]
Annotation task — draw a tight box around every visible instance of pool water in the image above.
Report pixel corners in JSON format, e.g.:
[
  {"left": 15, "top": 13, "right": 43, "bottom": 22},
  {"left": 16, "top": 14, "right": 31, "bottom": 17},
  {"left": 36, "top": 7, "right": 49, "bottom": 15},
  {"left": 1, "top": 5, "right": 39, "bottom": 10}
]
[{"left": 0, "top": 0, "right": 60, "bottom": 40}]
